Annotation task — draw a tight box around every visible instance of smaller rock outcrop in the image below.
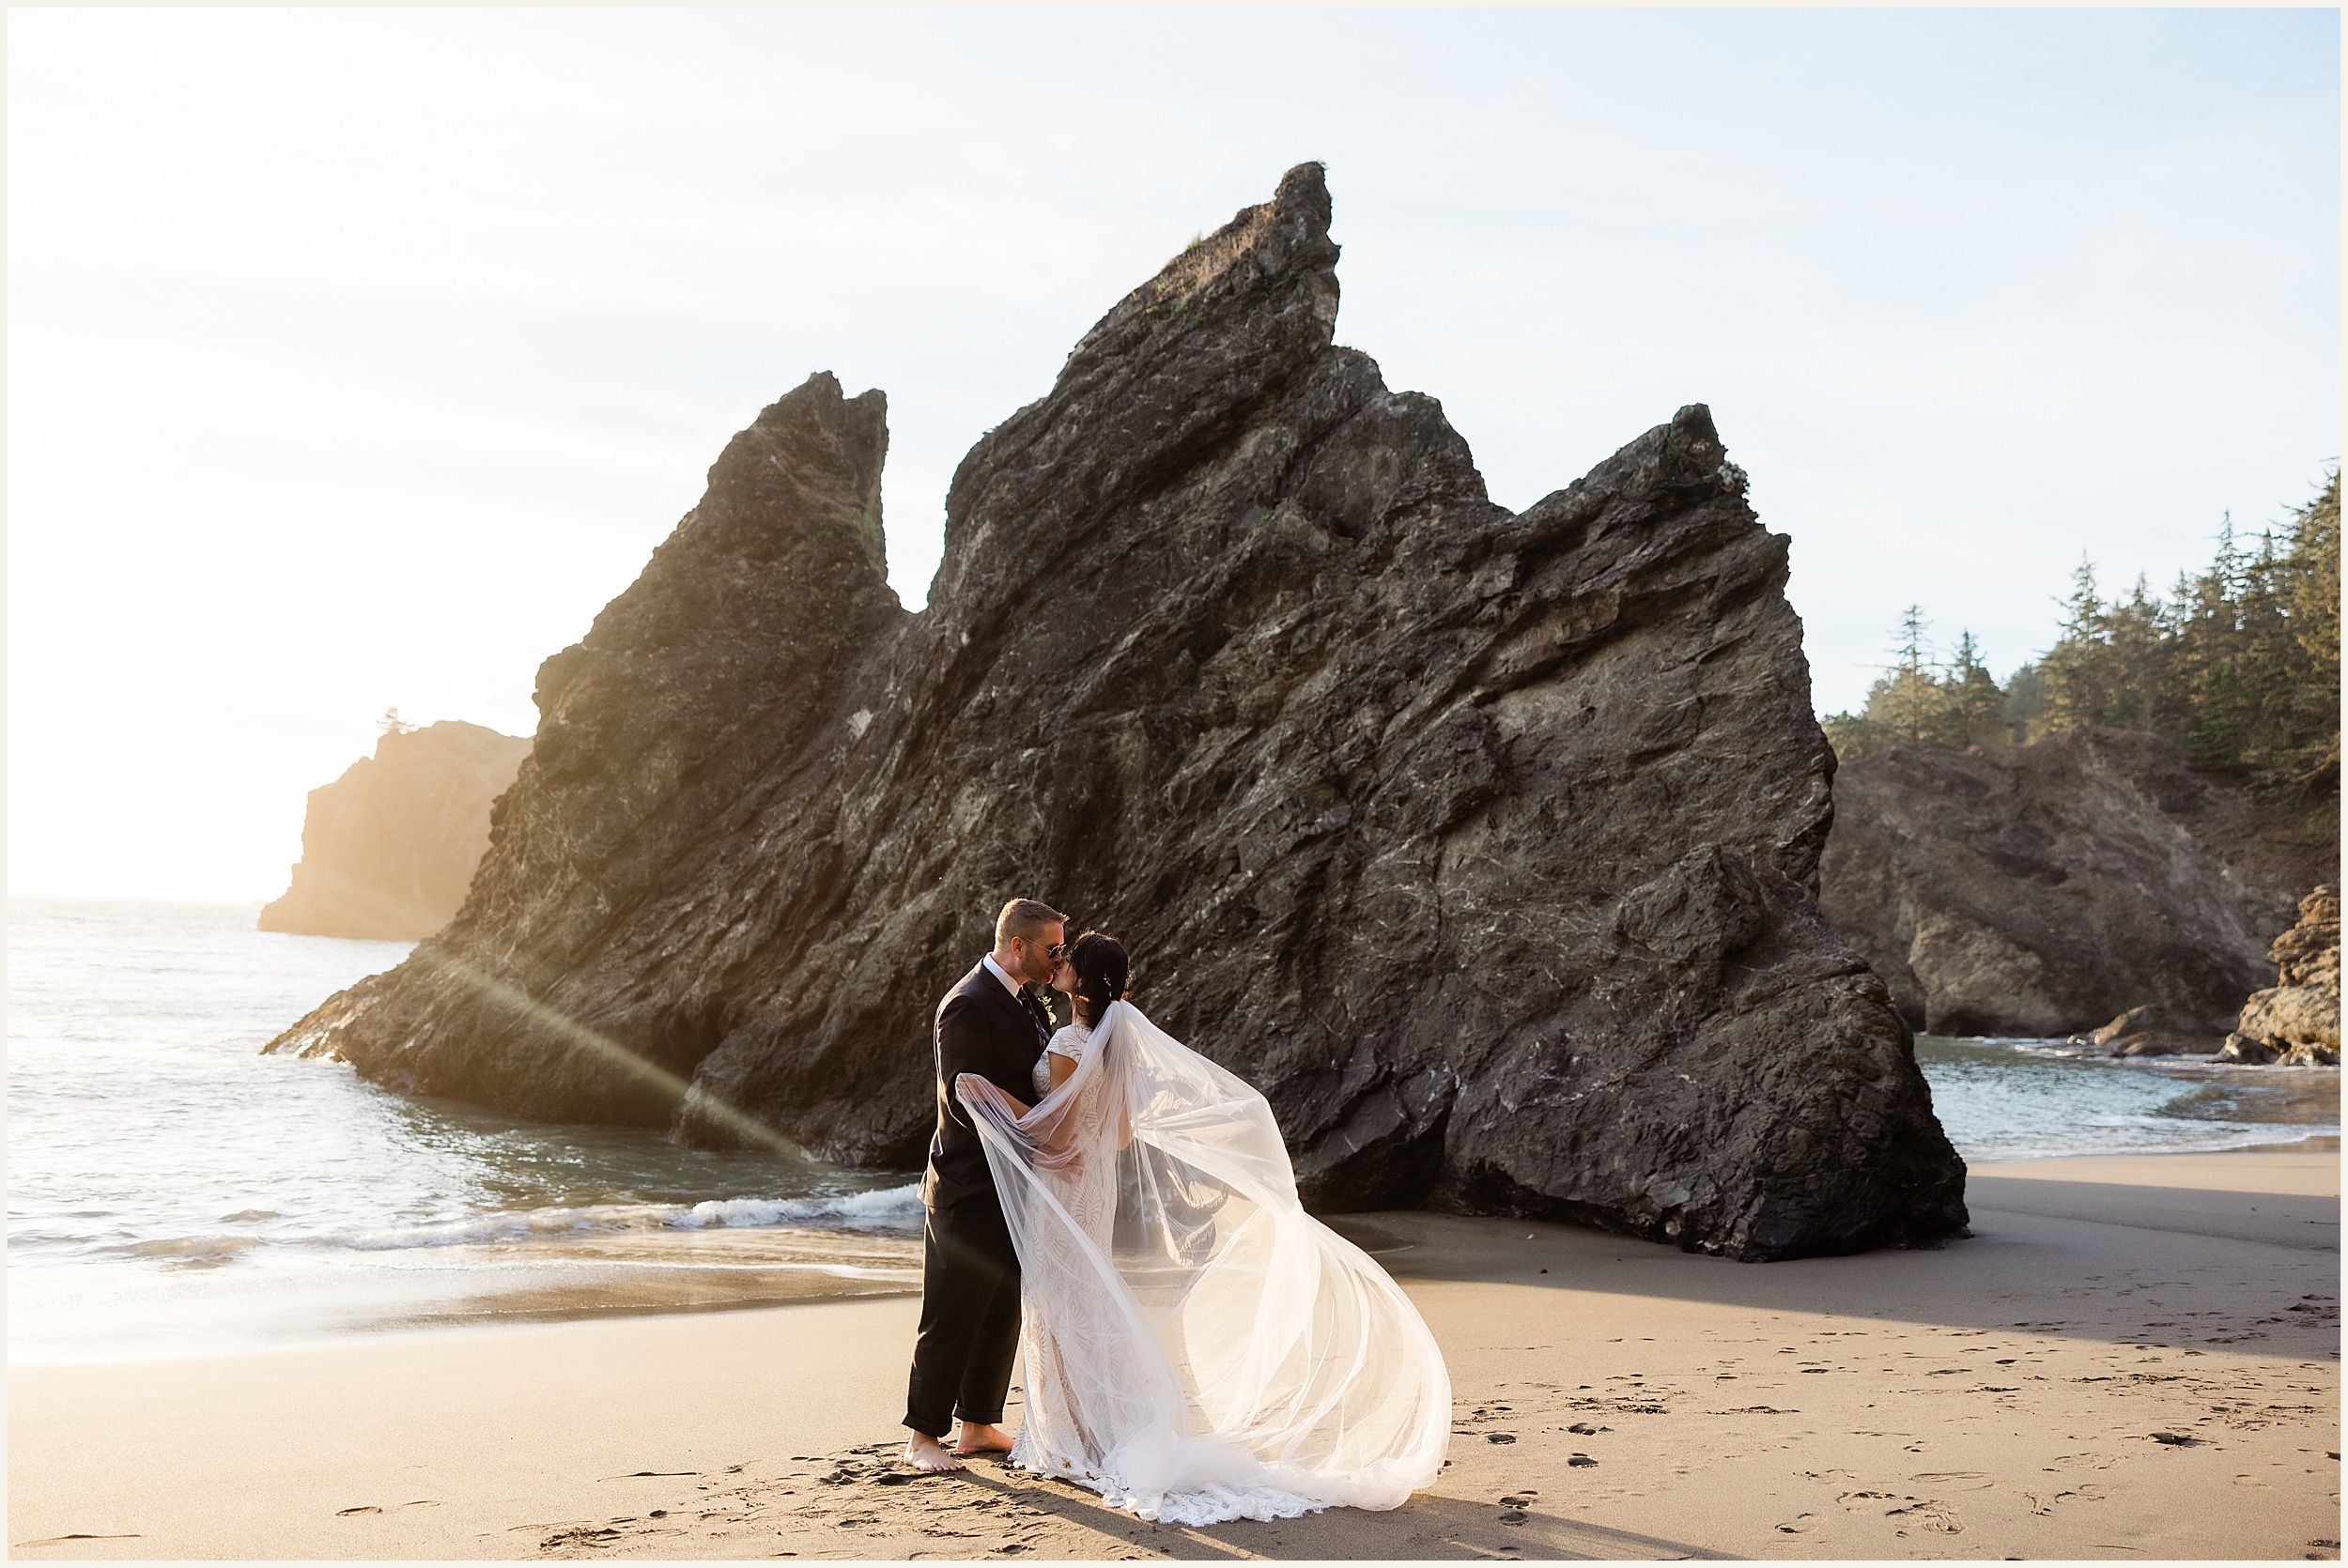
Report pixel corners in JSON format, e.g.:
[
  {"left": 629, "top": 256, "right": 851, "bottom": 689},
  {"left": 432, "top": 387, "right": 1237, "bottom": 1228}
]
[
  {"left": 2218, "top": 887, "right": 2341, "bottom": 1067},
  {"left": 259, "top": 721, "right": 532, "bottom": 940},
  {"left": 2068, "top": 1002, "right": 2224, "bottom": 1058}
]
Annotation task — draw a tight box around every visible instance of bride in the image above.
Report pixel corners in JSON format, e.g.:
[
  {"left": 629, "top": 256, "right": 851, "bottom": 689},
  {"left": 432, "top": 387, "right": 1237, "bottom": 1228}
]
[{"left": 953, "top": 930, "right": 1452, "bottom": 1527}]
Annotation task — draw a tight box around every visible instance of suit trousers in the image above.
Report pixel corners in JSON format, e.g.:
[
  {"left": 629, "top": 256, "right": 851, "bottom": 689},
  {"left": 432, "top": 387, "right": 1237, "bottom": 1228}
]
[{"left": 903, "top": 1188, "right": 1022, "bottom": 1437}]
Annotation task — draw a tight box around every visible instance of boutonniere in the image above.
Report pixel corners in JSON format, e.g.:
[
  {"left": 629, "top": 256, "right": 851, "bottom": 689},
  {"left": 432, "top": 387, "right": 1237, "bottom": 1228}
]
[{"left": 1028, "top": 985, "right": 1058, "bottom": 1028}]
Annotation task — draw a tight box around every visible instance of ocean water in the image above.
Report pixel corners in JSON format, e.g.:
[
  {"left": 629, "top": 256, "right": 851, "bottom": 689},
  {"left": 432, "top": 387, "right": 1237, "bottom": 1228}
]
[
  {"left": 1915, "top": 1032, "right": 2340, "bottom": 1163},
  {"left": 8, "top": 898, "right": 923, "bottom": 1363},
  {"left": 8, "top": 898, "right": 2337, "bottom": 1362}
]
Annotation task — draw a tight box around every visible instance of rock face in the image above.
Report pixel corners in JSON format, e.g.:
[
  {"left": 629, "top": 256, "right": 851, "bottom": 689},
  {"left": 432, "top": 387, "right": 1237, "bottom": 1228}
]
[
  {"left": 2219, "top": 887, "right": 2340, "bottom": 1067},
  {"left": 266, "top": 164, "right": 1967, "bottom": 1262},
  {"left": 259, "top": 721, "right": 532, "bottom": 940},
  {"left": 1820, "top": 730, "right": 2330, "bottom": 1038}
]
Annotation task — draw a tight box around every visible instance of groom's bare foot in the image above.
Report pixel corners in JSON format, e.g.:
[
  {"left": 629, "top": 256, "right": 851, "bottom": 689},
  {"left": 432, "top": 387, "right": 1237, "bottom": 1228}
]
[
  {"left": 954, "top": 1421, "right": 1014, "bottom": 1456},
  {"left": 902, "top": 1431, "right": 965, "bottom": 1471}
]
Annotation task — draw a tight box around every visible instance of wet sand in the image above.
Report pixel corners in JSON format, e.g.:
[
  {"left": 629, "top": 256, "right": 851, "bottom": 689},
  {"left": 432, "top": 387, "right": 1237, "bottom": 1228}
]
[{"left": 9, "top": 1148, "right": 2340, "bottom": 1560}]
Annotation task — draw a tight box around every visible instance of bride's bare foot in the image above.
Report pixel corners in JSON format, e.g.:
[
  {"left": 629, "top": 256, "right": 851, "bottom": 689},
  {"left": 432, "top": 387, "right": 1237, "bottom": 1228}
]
[
  {"left": 954, "top": 1421, "right": 1014, "bottom": 1456},
  {"left": 902, "top": 1431, "right": 965, "bottom": 1471}
]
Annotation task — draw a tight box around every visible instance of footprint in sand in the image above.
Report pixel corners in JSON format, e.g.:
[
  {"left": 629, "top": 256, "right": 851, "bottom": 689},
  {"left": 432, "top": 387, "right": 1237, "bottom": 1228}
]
[
  {"left": 1885, "top": 1499, "right": 1962, "bottom": 1533},
  {"left": 542, "top": 1526, "right": 622, "bottom": 1549},
  {"left": 1775, "top": 1513, "right": 1819, "bottom": 1534}
]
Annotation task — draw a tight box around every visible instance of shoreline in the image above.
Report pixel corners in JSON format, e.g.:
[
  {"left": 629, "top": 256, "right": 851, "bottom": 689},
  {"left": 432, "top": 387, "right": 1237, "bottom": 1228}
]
[
  {"left": 14, "top": 1134, "right": 2340, "bottom": 1372},
  {"left": 11, "top": 1147, "right": 2339, "bottom": 1561}
]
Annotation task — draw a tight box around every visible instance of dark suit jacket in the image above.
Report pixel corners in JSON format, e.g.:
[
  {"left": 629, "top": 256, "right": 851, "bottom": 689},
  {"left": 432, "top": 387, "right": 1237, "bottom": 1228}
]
[{"left": 922, "top": 961, "right": 1049, "bottom": 1209}]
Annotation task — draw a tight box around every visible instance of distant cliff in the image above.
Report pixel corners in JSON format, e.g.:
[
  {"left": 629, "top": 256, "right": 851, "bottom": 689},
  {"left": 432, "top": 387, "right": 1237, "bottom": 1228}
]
[
  {"left": 1820, "top": 729, "right": 2336, "bottom": 1038},
  {"left": 260, "top": 722, "right": 532, "bottom": 940}
]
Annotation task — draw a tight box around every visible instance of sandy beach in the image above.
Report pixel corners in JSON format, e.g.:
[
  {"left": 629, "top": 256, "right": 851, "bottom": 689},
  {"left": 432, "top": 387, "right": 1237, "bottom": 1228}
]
[{"left": 11, "top": 1145, "right": 2339, "bottom": 1561}]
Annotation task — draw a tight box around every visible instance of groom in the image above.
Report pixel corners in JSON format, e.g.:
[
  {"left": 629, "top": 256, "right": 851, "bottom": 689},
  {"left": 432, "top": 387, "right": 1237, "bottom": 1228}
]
[{"left": 901, "top": 897, "right": 1067, "bottom": 1472}]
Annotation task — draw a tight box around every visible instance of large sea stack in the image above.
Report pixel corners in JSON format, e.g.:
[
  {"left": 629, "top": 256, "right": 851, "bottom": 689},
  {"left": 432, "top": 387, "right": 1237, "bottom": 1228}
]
[
  {"left": 259, "top": 720, "right": 532, "bottom": 940},
  {"left": 270, "top": 165, "right": 1968, "bottom": 1261}
]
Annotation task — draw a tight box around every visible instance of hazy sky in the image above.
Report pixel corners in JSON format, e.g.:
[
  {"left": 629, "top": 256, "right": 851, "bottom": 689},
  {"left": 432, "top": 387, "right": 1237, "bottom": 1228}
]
[{"left": 9, "top": 8, "right": 2338, "bottom": 902}]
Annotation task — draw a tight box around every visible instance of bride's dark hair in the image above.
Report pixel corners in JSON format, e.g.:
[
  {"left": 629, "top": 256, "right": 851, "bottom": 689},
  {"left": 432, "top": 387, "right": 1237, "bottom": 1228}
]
[{"left": 1066, "top": 930, "right": 1130, "bottom": 1028}]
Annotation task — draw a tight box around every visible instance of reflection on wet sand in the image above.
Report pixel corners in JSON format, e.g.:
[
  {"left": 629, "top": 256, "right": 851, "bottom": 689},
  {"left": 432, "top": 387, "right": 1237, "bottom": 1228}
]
[{"left": 368, "top": 1229, "right": 923, "bottom": 1333}]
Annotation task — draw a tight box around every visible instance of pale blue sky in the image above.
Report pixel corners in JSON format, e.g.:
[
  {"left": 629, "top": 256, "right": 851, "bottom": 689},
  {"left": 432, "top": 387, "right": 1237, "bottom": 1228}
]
[{"left": 9, "top": 8, "right": 2338, "bottom": 900}]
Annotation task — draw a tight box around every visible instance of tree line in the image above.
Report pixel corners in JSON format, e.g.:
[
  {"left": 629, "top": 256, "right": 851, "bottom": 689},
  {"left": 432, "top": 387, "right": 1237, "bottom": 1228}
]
[{"left": 1823, "top": 468, "right": 2340, "bottom": 787}]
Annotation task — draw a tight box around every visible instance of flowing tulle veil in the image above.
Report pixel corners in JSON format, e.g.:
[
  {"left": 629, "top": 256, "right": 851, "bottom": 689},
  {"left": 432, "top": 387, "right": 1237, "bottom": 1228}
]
[{"left": 956, "top": 999, "right": 1451, "bottom": 1526}]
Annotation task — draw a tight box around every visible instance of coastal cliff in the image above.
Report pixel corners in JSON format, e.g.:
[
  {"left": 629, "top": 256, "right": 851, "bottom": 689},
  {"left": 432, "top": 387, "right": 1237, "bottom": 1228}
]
[
  {"left": 259, "top": 721, "right": 532, "bottom": 941},
  {"left": 1818, "top": 730, "right": 2333, "bottom": 1038},
  {"left": 267, "top": 164, "right": 1968, "bottom": 1261}
]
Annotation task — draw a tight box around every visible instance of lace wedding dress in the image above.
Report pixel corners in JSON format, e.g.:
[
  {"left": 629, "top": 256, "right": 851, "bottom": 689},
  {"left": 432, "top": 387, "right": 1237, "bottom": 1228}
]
[{"left": 957, "top": 1000, "right": 1451, "bottom": 1526}]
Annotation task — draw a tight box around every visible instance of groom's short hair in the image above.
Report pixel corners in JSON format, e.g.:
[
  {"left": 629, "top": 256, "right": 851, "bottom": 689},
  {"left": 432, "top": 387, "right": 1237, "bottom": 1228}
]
[{"left": 996, "top": 899, "right": 1065, "bottom": 948}]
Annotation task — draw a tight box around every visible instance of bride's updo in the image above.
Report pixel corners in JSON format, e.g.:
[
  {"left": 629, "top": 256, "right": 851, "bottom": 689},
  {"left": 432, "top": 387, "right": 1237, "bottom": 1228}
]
[{"left": 1067, "top": 931, "right": 1130, "bottom": 1028}]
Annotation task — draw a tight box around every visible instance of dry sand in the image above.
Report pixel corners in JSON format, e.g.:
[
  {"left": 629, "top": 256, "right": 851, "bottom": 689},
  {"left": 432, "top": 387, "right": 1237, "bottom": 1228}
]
[{"left": 10, "top": 1147, "right": 2339, "bottom": 1561}]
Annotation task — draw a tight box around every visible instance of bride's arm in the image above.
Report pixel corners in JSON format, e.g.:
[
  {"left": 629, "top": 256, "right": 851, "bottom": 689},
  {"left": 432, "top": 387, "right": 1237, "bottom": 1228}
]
[{"left": 955, "top": 1072, "right": 1081, "bottom": 1170}]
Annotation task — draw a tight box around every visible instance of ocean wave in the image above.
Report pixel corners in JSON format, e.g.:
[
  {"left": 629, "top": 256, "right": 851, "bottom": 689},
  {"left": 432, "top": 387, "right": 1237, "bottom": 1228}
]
[
  {"left": 672, "top": 1185, "right": 922, "bottom": 1231},
  {"left": 1962, "top": 1121, "right": 2340, "bottom": 1164},
  {"left": 328, "top": 1182, "right": 925, "bottom": 1252},
  {"left": 37, "top": 1183, "right": 926, "bottom": 1267},
  {"left": 128, "top": 1234, "right": 266, "bottom": 1266}
]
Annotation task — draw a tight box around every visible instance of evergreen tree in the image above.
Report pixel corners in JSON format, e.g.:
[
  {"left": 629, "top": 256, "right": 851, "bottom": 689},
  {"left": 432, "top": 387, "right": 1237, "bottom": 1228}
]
[
  {"left": 1942, "top": 630, "right": 2005, "bottom": 747},
  {"left": 1822, "top": 465, "right": 2339, "bottom": 787},
  {"left": 2040, "top": 556, "right": 2118, "bottom": 730},
  {"left": 1823, "top": 613, "right": 2004, "bottom": 758},
  {"left": 1877, "top": 605, "right": 1941, "bottom": 747}
]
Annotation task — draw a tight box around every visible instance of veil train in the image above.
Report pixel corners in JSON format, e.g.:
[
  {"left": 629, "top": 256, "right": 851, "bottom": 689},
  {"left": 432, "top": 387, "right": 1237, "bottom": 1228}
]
[{"left": 958, "top": 999, "right": 1452, "bottom": 1527}]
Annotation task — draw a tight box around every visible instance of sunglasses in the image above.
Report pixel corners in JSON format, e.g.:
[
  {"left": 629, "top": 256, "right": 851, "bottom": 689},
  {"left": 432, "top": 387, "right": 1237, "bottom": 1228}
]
[{"left": 1045, "top": 941, "right": 1069, "bottom": 961}]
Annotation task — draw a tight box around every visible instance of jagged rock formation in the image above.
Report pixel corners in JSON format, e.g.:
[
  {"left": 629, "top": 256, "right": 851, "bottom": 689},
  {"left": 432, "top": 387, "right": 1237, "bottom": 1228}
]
[
  {"left": 259, "top": 721, "right": 532, "bottom": 940},
  {"left": 267, "top": 164, "right": 1967, "bottom": 1261},
  {"left": 2220, "top": 887, "right": 2340, "bottom": 1066},
  {"left": 1820, "top": 730, "right": 2332, "bottom": 1038}
]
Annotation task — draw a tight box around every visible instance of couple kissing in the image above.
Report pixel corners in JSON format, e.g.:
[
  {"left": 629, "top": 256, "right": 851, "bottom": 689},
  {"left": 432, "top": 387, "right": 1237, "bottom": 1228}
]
[{"left": 897, "top": 897, "right": 1451, "bottom": 1527}]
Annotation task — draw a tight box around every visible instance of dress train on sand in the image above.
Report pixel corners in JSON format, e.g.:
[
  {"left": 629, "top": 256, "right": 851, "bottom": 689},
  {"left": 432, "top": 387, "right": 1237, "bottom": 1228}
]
[{"left": 957, "top": 1000, "right": 1451, "bottom": 1526}]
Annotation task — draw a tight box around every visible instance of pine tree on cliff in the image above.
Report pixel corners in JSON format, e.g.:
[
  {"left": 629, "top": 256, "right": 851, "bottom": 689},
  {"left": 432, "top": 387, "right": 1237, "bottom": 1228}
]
[
  {"left": 1827, "top": 466, "right": 2340, "bottom": 784},
  {"left": 1822, "top": 615, "right": 2008, "bottom": 759}
]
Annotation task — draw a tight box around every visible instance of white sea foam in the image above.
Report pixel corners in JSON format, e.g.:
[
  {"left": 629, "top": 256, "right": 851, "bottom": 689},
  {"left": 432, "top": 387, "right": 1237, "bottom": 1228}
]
[
  {"left": 673, "top": 1184, "right": 923, "bottom": 1231},
  {"left": 103, "top": 1183, "right": 931, "bottom": 1260}
]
